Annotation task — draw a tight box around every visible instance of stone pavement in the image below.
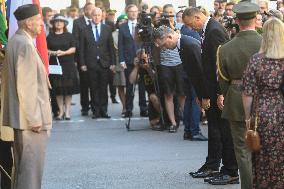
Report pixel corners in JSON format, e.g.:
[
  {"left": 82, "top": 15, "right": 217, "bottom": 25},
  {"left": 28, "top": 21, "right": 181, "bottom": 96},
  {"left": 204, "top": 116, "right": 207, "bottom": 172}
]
[{"left": 42, "top": 95, "right": 240, "bottom": 189}]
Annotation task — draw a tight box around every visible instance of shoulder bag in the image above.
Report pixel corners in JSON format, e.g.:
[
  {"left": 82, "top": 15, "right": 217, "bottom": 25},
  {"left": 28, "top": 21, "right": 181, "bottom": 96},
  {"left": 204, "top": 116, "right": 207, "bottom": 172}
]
[{"left": 49, "top": 56, "right": 63, "bottom": 75}]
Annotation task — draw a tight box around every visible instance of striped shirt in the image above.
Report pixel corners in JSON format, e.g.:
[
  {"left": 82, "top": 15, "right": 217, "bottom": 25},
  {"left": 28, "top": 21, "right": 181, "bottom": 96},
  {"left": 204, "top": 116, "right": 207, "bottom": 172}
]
[{"left": 160, "top": 47, "right": 182, "bottom": 67}]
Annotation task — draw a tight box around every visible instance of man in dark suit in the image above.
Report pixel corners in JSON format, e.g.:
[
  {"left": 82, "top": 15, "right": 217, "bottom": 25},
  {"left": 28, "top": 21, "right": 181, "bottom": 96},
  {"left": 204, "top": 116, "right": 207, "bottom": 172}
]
[
  {"left": 118, "top": 4, "right": 148, "bottom": 118},
  {"left": 153, "top": 26, "right": 209, "bottom": 107},
  {"left": 100, "top": 7, "right": 118, "bottom": 104},
  {"left": 182, "top": 8, "right": 239, "bottom": 185},
  {"left": 79, "top": 7, "right": 115, "bottom": 119},
  {"left": 72, "top": 2, "right": 95, "bottom": 116}
]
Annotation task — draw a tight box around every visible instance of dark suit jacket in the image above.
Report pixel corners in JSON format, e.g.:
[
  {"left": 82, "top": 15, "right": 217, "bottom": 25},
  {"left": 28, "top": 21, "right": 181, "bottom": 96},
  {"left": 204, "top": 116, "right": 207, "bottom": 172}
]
[
  {"left": 72, "top": 16, "right": 88, "bottom": 63},
  {"left": 202, "top": 18, "right": 229, "bottom": 95},
  {"left": 118, "top": 22, "right": 139, "bottom": 65},
  {"left": 79, "top": 24, "right": 115, "bottom": 69},
  {"left": 179, "top": 35, "right": 209, "bottom": 99}
]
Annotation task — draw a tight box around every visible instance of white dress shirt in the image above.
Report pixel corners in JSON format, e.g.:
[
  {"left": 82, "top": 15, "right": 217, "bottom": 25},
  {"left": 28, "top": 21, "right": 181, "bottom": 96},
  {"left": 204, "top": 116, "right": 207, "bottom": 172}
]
[
  {"left": 91, "top": 22, "right": 101, "bottom": 41},
  {"left": 128, "top": 19, "right": 137, "bottom": 36}
]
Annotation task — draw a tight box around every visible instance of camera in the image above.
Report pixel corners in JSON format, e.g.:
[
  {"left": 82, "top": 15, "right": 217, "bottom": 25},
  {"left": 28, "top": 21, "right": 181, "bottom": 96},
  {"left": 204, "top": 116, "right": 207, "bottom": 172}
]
[
  {"left": 136, "top": 11, "right": 155, "bottom": 43},
  {"left": 157, "top": 13, "right": 174, "bottom": 28},
  {"left": 223, "top": 16, "right": 239, "bottom": 30}
]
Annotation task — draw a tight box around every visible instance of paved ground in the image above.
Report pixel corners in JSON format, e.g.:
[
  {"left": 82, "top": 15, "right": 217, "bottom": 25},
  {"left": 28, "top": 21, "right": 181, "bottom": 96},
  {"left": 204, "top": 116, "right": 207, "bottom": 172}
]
[{"left": 42, "top": 95, "right": 240, "bottom": 189}]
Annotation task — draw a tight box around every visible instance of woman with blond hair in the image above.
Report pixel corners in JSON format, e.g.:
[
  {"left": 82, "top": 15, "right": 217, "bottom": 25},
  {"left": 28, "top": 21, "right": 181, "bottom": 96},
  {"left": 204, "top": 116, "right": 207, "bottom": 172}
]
[{"left": 242, "top": 18, "right": 284, "bottom": 188}]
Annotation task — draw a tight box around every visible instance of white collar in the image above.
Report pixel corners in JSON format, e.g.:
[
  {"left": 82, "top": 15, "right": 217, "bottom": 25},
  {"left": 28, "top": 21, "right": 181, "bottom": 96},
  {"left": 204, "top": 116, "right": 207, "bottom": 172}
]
[
  {"left": 84, "top": 16, "right": 91, "bottom": 25},
  {"left": 202, "top": 17, "right": 210, "bottom": 33},
  {"left": 92, "top": 22, "right": 101, "bottom": 27},
  {"left": 128, "top": 19, "right": 137, "bottom": 25}
]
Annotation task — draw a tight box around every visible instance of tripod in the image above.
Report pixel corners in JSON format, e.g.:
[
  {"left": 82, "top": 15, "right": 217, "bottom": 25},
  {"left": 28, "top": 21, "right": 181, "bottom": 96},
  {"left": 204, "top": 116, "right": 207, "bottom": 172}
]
[{"left": 125, "top": 42, "right": 165, "bottom": 131}]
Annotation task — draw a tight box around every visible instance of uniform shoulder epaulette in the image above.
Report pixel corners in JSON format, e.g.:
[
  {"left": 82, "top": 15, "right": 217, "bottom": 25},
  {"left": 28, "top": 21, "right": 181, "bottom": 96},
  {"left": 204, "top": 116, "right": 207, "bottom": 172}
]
[{"left": 216, "top": 45, "right": 229, "bottom": 82}]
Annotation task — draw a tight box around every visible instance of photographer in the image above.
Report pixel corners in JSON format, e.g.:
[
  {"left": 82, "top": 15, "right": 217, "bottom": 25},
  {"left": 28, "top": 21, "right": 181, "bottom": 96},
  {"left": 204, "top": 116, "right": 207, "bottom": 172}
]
[
  {"left": 129, "top": 49, "right": 161, "bottom": 130},
  {"left": 223, "top": 2, "right": 238, "bottom": 39}
]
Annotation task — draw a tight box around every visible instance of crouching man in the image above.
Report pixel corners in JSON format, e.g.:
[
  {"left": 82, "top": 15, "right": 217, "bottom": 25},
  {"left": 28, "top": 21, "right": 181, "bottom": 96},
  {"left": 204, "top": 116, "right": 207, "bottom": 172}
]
[
  {"left": 129, "top": 49, "right": 162, "bottom": 130},
  {"left": 1, "top": 4, "right": 52, "bottom": 189}
]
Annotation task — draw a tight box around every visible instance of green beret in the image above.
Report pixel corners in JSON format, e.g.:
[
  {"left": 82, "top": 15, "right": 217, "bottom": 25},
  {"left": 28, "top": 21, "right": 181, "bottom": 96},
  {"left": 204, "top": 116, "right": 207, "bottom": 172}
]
[
  {"left": 117, "top": 14, "right": 128, "bottom": 22},
  {"left": 233, "top": 0, "right": 259, "bottom": 20}
]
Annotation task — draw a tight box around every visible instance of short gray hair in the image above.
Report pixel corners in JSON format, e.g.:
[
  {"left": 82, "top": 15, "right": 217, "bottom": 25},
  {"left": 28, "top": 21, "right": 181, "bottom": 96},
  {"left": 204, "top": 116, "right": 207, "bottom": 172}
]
[
  {"left": 17, "top": 18, "right": 30, "bottom": 29},
  {"left": 182, "top": 7, "right": 202, "bottom": 18},
  {"left": 153, "top": 25, "right": 174, "bottom": 40}
]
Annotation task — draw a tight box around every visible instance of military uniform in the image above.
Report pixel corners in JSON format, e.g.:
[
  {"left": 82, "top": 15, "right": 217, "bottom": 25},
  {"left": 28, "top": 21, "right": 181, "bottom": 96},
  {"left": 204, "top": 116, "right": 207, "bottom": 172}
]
[{"left": 217, "top": 1, "right": 262, "bottom": 189}]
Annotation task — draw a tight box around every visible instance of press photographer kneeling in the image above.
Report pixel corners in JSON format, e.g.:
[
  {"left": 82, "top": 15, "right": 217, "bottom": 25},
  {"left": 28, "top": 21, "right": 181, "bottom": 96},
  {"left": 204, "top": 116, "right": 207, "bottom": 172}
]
[{"left": 129, "top": 49, "right": 162, "bottom": 130}]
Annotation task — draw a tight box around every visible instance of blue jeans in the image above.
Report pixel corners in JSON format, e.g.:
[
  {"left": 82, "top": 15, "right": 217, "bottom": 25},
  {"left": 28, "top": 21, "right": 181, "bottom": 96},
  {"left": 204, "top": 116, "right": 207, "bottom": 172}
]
[{"left": 183, "top": 87, "right": 201, "bottom": 136}]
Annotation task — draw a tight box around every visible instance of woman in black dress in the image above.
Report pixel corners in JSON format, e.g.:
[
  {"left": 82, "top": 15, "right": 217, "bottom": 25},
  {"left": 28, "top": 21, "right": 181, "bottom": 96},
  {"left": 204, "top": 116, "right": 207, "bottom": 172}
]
[{"left": 47, "top": 14, "right": 79, "bottom": 120}]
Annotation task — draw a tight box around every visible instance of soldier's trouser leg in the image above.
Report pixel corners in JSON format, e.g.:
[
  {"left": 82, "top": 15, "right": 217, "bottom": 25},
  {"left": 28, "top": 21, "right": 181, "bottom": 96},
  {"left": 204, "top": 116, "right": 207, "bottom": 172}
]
[{"left": 229, "top": 121, "right": 252, "bottom": 189}]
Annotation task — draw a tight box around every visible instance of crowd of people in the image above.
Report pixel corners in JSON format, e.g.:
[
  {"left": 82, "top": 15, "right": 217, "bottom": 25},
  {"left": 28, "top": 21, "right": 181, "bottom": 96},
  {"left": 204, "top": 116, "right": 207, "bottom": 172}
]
[{"left": 0, "top": 0, "right": 283, "bottom": 189}]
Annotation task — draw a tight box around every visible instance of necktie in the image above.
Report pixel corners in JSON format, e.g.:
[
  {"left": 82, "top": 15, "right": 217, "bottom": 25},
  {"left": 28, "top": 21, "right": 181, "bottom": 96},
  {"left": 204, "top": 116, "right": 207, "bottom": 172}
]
[
  {"left": 132, "top": 22, "right": 135, "bottom": 38},
  {"left": 95, "top": 25, "right": 100, "bottom": 42}
]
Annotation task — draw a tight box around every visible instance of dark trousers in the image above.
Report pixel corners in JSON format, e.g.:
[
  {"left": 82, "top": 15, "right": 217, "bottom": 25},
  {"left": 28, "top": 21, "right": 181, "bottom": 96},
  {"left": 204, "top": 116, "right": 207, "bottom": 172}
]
[
  {"left": 124, "top": 64, "right": 147, "bottom": 113},
  {"left": 88, "top": 65, "right": 109, "bottom": 115},
  {"left": 108, "top": 70, "right": 116, "bottom": 99},
  {"left": 49, "top": 77, "right": 59, "bottom": 116},
  {"left": 79, "top": 70, "right": 94, "bottom": 112},
  {"left": 183, "top": 87, "right": 201, "bottom": 136},
  {"left": 0, "top": 140, "right": 13, "bottom": 189},
  {"left": 204, "top": 94, "right": 238, "bottom": 176}
]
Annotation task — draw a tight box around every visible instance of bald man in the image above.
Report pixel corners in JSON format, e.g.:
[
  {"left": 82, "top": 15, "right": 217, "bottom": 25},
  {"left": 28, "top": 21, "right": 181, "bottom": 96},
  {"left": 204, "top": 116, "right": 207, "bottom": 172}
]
[{"left": 79, "top": 7, "right": 115, "bottom": 119}]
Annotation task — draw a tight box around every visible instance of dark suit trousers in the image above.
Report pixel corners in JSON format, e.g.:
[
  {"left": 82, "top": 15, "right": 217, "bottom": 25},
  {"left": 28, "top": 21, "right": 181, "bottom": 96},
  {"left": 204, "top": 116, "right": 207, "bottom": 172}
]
[
  {"left": 108, "top": 70, "right": 116, "bottom": 99},
  {"left": 79, "top": 70, "right": 94, "bottom": 112},
  {"left": 88, "top": 64, "right": 109, "bottom": 114},
  {"left": 0, "top": 140, "right": 13, "bottom": 189},
  {"left": 205, "top": 94, "right": 238, "bottom": 176},
  {"left": 124, "top": 64, "right": 147, "bottom": 113}
]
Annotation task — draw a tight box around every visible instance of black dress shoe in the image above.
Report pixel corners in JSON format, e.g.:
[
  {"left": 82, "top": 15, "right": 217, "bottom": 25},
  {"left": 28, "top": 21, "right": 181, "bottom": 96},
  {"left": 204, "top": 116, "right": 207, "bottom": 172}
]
[
  {"left": 101, "top": 113, "right": 111, "bottom": 119},
  {"left": 209, "top": 175, "right": 239, "bottom": 185},
  {"left": 81, "top": 111, "right": 88, "bottom": 116},
  {"left": 190, "top": 169, "right": 219, "bottom": 178},
  {"left": 183, "top": 132, "right": 193, "bottom": 140},
  {"left": 192, "top": 133, "right": 208, "bottom": 141},
  {"left": 65, "top": 117, "right": 71, "bottom": 121},
  {"left": 111, "top": 98, "right": 119, "bottom": 104},
  {"left": 169, "top": 125, "right": 177, "bottom": 133},
  {"left": 123, "top": 111, "right": 132, "bottom": 118},
  {"left": 92, "top": 113, "right": 100, "bottom": 119},
  {"left": 204, "top": 172, "right": 223, "bottom": 182},
  {"left": 140, "top": 110, "right": 148, "bottom": 117}
]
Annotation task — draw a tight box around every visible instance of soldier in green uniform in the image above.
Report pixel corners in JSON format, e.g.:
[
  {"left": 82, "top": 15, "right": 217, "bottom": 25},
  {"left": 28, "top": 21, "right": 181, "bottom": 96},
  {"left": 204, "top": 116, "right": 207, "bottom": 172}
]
[{"left": 217, "top": 1, "right": 262, "bottom": 189}]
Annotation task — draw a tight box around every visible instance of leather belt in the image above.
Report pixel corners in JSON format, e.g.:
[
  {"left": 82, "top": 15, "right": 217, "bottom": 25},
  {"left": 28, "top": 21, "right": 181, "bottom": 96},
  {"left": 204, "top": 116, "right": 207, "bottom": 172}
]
[{"left": 231, "top": 80, "right": 242, "bottom": 85}]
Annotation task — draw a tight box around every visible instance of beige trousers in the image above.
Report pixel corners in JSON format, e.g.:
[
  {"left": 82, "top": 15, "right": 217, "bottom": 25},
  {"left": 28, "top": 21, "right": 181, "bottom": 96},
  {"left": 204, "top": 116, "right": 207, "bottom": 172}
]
[{"left": 12, "top": 129, "right": 49, "bottom": 189}]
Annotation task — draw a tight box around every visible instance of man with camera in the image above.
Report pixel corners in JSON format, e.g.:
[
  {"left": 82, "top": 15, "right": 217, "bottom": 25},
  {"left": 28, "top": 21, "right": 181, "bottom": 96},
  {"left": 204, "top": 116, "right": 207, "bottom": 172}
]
[{"left": 129, "top": 49, "right": 161, "bottom": 129}]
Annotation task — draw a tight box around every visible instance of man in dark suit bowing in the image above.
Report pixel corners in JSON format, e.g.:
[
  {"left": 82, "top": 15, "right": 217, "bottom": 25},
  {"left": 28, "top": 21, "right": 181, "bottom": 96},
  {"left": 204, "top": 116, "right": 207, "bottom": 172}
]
[
  {"left": 79, "top": 7, "right": 115, "bottom": 119},
  {"left": 118, "top": 4, "right": 148, "bottom": 118},
  {"left": 182, "top": 8, "right": 239, "bottom": 185},
  {"left": 72, "top": 2, "right": 95, "bottom": 116},
  {"left": 153, "top": 26, "right": 209, "bottom": 112}
]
